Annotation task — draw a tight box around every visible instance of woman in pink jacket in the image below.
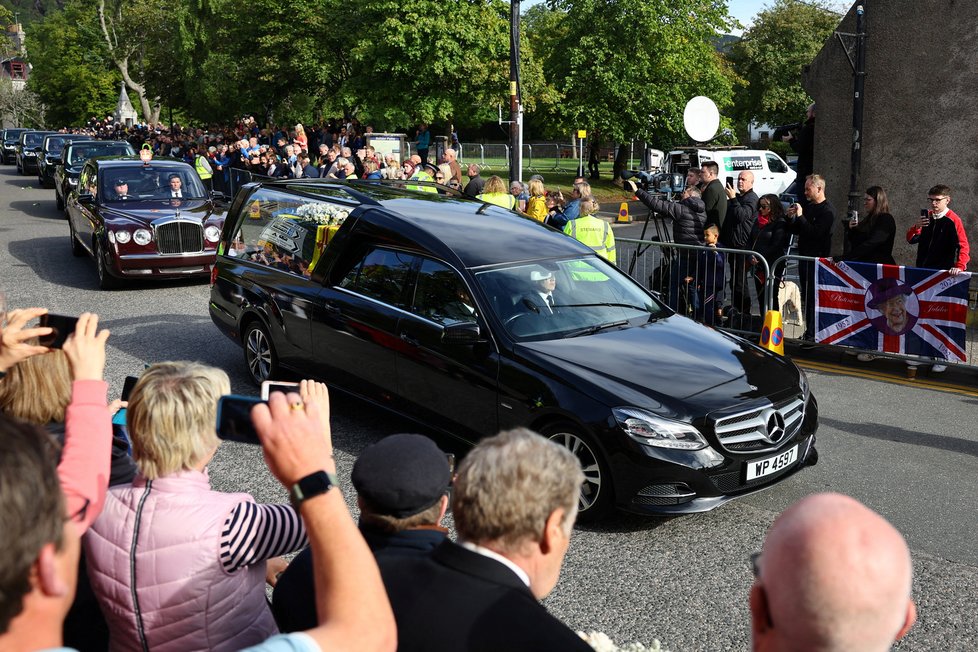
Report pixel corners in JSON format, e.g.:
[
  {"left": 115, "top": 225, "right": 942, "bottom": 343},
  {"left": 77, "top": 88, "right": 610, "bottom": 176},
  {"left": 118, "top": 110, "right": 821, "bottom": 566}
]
[{"left": 85, "top": 362, "right": 311, "bottom": 652}]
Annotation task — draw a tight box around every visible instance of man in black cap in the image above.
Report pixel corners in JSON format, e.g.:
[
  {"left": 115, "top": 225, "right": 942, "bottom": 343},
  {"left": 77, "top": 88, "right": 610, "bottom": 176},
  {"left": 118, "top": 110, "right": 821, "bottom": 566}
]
[
  {"left": 111, "top": 178, "right": 131, "bottom": 201},
  {"left": 271, "top": 433, "right": 451, "bottom": 633}
]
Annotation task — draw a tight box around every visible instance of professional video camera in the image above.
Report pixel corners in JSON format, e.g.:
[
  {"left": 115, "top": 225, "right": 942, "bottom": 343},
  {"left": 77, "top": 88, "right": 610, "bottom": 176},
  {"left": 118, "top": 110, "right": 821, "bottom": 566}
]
[
  {"left": 772, "top": 122, "right": 802, "bottom": 141},
  {"left": 621, "top": 170, "right": 685, "bottom": 198}
]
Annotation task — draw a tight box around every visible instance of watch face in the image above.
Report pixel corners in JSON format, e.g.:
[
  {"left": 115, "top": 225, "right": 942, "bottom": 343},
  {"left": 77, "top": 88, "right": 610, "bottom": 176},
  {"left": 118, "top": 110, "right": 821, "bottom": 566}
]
[{"left": 292, "top": 470, "right": 337, "bottom": 504}]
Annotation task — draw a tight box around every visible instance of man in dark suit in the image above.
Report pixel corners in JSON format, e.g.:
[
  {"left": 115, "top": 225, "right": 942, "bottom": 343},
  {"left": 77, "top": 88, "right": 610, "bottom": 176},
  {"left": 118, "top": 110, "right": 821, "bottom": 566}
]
[
  {"left": 380, "top": 428, "right": 591, "bottom": 652},
  {"left": 723, "top": 170, "right": 760, "bottom": 320}
]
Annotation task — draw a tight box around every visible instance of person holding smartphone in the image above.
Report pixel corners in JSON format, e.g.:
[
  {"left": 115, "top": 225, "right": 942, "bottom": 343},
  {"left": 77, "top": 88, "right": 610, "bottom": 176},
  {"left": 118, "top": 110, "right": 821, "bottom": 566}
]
[
  {"left": 906, "top": 184, "right": 970, "bottom": 276},
  {"left": 84, "top": 364, "right": 327, "bottom": 652},
  {"left": 786, "top": 174, "right": 837, "bottom": 342}
]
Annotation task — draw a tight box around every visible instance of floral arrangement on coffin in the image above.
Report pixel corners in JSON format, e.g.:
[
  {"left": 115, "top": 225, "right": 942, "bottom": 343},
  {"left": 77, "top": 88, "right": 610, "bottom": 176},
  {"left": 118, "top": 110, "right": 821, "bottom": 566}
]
[
  {"left": 294, "top": 202, "right": 350, "bottom": 226},
  {"left": 577, "top": 631, "right": 670, "bottom": 652}
]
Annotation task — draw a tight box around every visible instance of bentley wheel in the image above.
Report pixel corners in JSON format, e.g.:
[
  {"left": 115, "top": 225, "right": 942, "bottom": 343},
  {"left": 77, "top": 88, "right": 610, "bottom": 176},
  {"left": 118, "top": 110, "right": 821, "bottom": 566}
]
[
  {"left": 94, "top": 240, "right": 119, "bottom": 290},
  {"left": 243, "top": 320, "right": 277, "bottom": 386},
  {"left": 545, "top": 423, "right": 613, "bottom": 522}
]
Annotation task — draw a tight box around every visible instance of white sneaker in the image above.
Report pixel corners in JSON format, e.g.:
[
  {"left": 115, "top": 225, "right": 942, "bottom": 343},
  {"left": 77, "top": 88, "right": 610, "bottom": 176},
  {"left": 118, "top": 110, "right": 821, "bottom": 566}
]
[
  {"left": 856, "top": 353, "right": 876, "bottom": 362},
  {"left": 931, "top": 364, "right": 947, "bottom": 373}
]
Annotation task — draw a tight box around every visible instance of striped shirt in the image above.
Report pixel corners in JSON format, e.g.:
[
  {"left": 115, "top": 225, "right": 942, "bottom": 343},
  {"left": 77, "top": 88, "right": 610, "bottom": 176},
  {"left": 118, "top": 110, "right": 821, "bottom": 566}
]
[{"left": 220, "top": 502, "right": 307, "bottom": 573}]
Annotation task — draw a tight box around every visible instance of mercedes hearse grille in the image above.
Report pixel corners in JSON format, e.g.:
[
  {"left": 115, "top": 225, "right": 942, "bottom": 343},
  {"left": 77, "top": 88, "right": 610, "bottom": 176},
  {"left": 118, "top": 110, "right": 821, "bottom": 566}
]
[
  {"left": 155, "top": 221, "right": 203, "bottom": 254},
  {"left": 712, "top": 396, "right": 805, "bottom": 454}
]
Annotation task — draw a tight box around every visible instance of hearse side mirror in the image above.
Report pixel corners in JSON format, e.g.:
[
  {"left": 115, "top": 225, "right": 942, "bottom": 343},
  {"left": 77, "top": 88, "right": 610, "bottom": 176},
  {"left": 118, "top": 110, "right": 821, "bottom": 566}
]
[
  {"left": 210, "top": 190, "right": 229, "bottom": 202},
  {"left": 441, "top": 322, "right": 481, "bottom": 345},
  {"left": 77, "top": 193, "right": 95, "bottom": 205}
]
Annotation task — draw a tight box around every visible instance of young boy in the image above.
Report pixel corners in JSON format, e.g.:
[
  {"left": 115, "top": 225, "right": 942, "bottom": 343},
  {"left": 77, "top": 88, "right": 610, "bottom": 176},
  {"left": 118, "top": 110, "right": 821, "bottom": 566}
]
[{"left": 686, "top": 224, "right": 725, "bottom": 325}]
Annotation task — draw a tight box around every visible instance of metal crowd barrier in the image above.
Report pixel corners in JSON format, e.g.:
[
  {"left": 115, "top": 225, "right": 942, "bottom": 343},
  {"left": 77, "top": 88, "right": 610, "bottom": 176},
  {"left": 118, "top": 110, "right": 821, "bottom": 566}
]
[
  {"left": 618, "top": 238, "right": 978, "bottom": 370},
  {"left": 616, "top": 237, "right": 770, "bottom": 338}
]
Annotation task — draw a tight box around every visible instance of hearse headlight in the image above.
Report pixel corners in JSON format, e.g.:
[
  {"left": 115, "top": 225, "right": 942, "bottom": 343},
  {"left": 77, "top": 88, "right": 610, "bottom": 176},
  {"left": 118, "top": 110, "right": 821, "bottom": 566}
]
[
  {"left": 204, "top": 225, "right": 221, "bottom": 243},
  {"left": 133, "top": 229, "right": 152, "bottom": 245},
  {"left": 113, "top": 230, "right": 131, "bottom": 244},
  {"left": 613, "top": 407, "right": 708, "bottom": 451}
]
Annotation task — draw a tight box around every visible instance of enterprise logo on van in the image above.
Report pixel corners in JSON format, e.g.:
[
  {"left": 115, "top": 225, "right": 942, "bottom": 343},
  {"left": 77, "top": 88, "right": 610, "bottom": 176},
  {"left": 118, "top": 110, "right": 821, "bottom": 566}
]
[{"left": 725, "top": 157, "right": 764, "bottom": 172}]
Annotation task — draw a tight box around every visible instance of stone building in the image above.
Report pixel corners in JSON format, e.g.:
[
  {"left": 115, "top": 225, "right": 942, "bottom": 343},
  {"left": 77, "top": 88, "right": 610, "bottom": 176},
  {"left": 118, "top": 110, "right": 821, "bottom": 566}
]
[
  {"left": 803, "top": 1, "right": 978, "bottom": 266},
  {"left": 114, "top": 81, "right": 138, "bottom": 127}
]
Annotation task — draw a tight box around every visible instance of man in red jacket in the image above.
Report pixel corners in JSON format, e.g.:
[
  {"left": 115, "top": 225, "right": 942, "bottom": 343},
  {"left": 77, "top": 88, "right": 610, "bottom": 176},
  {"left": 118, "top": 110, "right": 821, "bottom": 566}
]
[{"left": 906, "top": 184, "right": 970, "bottom": 275}]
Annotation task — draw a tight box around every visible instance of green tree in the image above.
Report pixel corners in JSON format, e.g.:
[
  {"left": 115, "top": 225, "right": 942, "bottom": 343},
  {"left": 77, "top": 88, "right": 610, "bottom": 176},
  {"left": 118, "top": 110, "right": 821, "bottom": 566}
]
[
  {"left": 541, "top": 0, "right": 737, "bottom": 180},
  {"left": 25, "top": 1, "right": 120, "bottom": 127},
  {"left": 729, "top": 0, "right": 839, "bottom": 130}
]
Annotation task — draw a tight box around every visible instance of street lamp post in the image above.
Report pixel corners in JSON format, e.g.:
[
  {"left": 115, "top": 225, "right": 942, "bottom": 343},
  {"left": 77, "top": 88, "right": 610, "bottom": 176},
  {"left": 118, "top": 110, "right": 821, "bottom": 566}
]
[{"left": 509, "top": 0, "right": 522, "bottom": 184}]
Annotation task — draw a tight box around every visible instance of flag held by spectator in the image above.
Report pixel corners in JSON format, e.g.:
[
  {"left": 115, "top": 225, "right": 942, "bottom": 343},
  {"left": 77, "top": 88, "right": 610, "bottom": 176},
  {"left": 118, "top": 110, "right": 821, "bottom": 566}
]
[{"left": 815, "top": 259, "right": 970, "bottom": 362}]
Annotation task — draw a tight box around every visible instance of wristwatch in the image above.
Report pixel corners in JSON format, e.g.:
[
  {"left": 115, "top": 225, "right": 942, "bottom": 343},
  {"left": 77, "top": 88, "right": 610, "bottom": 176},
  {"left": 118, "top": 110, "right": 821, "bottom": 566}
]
[{"left": 289, "top": 470, "right": 338, "bottom": 508}]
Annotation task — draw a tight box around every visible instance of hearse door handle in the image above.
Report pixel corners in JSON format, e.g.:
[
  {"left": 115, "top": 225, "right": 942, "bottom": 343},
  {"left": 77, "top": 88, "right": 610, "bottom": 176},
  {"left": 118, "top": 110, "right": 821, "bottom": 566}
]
[
  {"left": 321, "top": 303, "right": 340, "bottom": 315},
  {"left": 399, "top": 332, "right": 419, "bottom": 346}
]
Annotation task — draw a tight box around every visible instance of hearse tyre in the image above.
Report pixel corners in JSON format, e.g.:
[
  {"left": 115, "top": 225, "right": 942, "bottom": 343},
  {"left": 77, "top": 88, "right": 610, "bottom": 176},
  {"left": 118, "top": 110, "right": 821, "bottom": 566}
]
[
  {"left": 243, "top": 319, "right": 278, "bottom": 385},
  {"left": 543, "top": 422, "right": 613, "bottom": 522}
]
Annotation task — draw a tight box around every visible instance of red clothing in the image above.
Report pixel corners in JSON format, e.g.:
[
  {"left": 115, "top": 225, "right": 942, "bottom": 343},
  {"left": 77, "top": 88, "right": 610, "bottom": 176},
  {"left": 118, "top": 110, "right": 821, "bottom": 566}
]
[
  {"left": 60, "top": 380, "right": 111, "bottom": 533},
  {"left": 906, "top": 208, "right": 970, "bottom": 270}
]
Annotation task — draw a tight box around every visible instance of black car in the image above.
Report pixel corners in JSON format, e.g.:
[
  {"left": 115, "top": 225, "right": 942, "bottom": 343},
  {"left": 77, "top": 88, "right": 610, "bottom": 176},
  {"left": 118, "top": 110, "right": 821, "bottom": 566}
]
[
  {"left": 67, "top": 157, "right": 227, "bottom": 289},
  {"left": 38, "top": 134, "right": 75, "bottom": 188},
  {"left": 16, "top": 131, "right": 56, "bottom": 175},
  {"left": 210, "top": 181, "right": 819, "bottom": 520},
  {"left": 2, "top": 128, "right": 28, "bottom": 165},
  {"left": 55, "top": 140, "right": 135, "bottom": 211}
]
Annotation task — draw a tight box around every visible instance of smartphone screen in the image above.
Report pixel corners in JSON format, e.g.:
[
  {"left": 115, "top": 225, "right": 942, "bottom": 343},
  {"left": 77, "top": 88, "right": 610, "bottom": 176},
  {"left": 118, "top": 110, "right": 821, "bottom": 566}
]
[
  {"left": 261, "top": 380, "right": 300, "bottom": 401},
  {"left": 38, "top": 313, "right": 79, "bottom": 349},
  {"left": 216, "top": 395, "right": 265, "bottom": 445},
  {"left": 121, "top": 375, "right": 139, "bottom": 401},
  {"left": 726, "top": 176, "right": 734, "bottom": 188}
]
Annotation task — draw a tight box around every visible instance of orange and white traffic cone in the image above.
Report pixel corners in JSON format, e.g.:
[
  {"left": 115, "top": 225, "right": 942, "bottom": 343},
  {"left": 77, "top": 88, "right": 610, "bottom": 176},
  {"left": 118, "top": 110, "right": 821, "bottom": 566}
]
[{"left": 759, "top": 310, "right": 785, "bottom": 356}]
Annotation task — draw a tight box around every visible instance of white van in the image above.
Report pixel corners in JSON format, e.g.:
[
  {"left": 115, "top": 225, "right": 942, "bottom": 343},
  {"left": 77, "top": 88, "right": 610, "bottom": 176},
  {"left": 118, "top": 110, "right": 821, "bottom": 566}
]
[{"left": 665, "top": 147, "right": 796, "bottom": 197}]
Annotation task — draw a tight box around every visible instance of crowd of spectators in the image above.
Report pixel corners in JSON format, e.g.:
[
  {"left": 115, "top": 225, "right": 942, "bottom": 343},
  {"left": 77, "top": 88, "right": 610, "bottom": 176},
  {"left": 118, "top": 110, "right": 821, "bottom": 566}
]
[{"left": 0, "top": 291, "right": 920, "bottom": 652}]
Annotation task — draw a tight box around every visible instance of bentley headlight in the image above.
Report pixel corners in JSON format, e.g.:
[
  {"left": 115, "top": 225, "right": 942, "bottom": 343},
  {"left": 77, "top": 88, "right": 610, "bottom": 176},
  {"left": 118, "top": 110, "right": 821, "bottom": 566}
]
[
  {"left": 204, "top": 225, "right": 221, "bottom": 243},
  {"left": 613, "top": 407, "right": 708, "bottom": 451},
  {"left": 133, "top": 229, "right": 152, "bottom": 246},
  {"left": 114, "top": 230, "right": 131, "bottom": 244}
]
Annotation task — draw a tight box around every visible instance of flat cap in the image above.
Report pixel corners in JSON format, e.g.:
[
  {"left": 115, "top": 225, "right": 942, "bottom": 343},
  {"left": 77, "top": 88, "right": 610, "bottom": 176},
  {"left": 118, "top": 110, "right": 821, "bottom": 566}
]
[{"left": 352, "top": 434, "right": 450, "bottom": 518}]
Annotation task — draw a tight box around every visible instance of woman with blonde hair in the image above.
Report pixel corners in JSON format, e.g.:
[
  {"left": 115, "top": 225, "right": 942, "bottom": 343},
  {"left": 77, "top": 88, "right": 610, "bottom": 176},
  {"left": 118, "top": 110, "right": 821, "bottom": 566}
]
[
  {"left": 526, "top": 178, "right": 548, "bottom": 222},
  {"left": 476, "top": 175, "right": 517, "bottom": 210},
  {"left": 293, "top": 123, "right": 308, "bottom": 152},
  {"left": 85, "top": 363, "right": 320, "bottom": 652}
]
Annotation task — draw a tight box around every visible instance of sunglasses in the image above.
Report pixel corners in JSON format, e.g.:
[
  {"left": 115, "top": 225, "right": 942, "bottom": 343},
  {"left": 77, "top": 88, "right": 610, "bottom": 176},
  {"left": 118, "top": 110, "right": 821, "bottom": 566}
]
[{"left": 759, "top": 203, "right": 770, "bottom": 209}]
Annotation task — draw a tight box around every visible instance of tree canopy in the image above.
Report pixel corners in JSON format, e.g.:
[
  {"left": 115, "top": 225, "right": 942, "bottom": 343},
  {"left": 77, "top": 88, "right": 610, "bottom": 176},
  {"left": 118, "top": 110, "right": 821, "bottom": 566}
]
[{"left": 729, "top": 0, "right": 840, "bottom": 129}]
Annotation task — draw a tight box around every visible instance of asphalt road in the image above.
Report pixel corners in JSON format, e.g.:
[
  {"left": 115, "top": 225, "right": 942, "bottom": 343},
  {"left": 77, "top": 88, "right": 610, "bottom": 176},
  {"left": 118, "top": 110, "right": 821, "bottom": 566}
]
[{"left": 2, "top": 166, "right": 976, "bottom": 651}]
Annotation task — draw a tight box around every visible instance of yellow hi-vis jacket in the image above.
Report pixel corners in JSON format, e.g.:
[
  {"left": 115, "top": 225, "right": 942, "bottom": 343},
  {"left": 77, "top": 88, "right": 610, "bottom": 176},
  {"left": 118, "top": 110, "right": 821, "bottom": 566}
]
[
  {"left": 476, "top": 192, "right": 517, "bottom": 210},
  {"left": 407, "top": 170, "right": 437, "bottom": 193},
  {"left": 564, "top": 214, "right": 616, "bottom": 264},
  {"left": 194, "top": 155, "right": 213, "bottom": 180}
]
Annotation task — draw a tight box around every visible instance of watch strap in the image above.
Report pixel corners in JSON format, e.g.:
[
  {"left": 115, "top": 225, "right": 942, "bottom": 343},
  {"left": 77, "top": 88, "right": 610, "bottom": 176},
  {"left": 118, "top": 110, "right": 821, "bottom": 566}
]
[{"left": 289, "top": 470, "right": 338, "bottom": 508}]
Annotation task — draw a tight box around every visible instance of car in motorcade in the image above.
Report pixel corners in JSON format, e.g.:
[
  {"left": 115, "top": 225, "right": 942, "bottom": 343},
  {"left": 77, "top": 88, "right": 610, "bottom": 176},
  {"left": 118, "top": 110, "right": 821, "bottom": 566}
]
[
  {"left": 209, "top": 180, "right": 820, "bottom": 521},
  {"left": 1, "top": 128, "right": 27, "bottom": 164},
  {"left": 665, "top": 147, "right": 795, "bottom": 197},
  {"left": 37, "top": 134, "right": 76, "bottom": 188},
  {"left": 15, "top": 130, "right": 56, "bottom": 175},
  {"left": 67, "top": 157, "right": 228, "bottom": 289},
  {"left": 55, "top": 140, "right": 135, "bottom": 211}
]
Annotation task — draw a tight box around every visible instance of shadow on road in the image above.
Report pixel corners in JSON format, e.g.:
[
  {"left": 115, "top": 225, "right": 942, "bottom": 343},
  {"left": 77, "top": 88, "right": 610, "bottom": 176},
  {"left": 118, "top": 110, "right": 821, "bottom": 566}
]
[
  {"left": 9, "top": 199, "right": 61, "bottom": 220},
  {"left": 6, "top": 236, "right": 99, "bottom": 290},
  {"left": 821, "top": 416, "right": 978, "bottom": 458}
]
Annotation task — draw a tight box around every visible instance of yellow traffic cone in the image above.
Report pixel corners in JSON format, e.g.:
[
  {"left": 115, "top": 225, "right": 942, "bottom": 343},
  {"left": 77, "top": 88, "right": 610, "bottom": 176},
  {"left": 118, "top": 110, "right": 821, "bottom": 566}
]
[
  {"left": 760, "top": 310, "right": 785, "bottom": 356},
  {"left": 616, "top": 202, "right": 631, "bottom": 223}
]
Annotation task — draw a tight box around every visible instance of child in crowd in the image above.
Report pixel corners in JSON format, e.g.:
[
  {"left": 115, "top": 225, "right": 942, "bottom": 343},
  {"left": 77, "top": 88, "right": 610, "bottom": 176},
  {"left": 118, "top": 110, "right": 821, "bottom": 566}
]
[{"left": 687, "top": 224, "right": 725, "bottom": 325}]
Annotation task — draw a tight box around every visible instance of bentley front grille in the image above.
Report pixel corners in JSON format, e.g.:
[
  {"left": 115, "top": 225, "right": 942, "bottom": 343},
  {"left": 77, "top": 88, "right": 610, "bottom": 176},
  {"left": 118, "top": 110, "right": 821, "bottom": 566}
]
[{"left": 155, "top": 221, "right": 203, "bottom": 254}]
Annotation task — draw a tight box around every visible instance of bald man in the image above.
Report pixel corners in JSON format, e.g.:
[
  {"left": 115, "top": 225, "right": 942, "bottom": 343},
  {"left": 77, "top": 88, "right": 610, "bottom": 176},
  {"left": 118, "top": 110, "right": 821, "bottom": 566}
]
[{"left": 750, "top": 493, "right": 916, "bottom": 652}]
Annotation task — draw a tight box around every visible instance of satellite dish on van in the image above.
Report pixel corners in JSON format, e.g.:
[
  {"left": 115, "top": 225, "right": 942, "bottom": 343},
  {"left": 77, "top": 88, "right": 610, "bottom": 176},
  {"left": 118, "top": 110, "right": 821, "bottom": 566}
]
[{"left": 683, "top": 96, "right": 720, "bottom": 143}]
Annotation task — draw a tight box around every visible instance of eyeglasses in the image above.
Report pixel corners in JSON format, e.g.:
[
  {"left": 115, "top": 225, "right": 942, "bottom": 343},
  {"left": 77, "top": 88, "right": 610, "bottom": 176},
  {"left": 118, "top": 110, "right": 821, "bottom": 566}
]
[
  {"left": 927, "top": 196, "right": 948, "bottom": 203},
  {"left": 67, "top": 497, "right": 90, "bottom": 525},
  {"left": 750, "top": 551, "right": 762, "bottom": 578},
  {"left": 435, "top": 176, "right": 445, "bottom": 181}
]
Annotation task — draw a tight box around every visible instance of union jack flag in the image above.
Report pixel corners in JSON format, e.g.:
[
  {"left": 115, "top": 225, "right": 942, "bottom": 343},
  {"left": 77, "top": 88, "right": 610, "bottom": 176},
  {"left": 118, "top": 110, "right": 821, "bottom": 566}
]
[{"left": 815, "top": 259, "right": 971, "bottom": 362}]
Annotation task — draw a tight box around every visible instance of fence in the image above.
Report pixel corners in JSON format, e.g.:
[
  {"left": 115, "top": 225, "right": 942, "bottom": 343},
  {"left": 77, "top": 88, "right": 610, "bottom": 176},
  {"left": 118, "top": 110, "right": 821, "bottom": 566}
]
[
  {"left": 617, "top": 236, "right": 978, "bottom": 371},
  {"left": 447, "top": 142, "right": 640, "bottom": 174}
]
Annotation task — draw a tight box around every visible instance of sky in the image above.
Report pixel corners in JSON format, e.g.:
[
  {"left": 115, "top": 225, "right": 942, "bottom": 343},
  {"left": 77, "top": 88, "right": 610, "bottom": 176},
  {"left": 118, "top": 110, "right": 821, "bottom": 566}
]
[{"left": 727, "top": 0, "right": 772, "bottom": 31}]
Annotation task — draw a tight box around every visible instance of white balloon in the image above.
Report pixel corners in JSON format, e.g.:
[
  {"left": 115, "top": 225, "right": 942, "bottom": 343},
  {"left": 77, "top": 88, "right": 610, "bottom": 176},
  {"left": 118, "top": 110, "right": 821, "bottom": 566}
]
[{"left": 683, "top": 96, "right": 720, "bottom": 143}]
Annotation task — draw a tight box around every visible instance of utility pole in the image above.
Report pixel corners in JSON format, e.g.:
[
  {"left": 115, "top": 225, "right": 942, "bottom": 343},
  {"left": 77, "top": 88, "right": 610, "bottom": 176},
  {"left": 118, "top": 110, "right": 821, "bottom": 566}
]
[
  {"left": 508, "top": 0, "right": 522, "bottom": 184},
  {"left": 838, "top": 4, "right": 867, "bottom": 223}
]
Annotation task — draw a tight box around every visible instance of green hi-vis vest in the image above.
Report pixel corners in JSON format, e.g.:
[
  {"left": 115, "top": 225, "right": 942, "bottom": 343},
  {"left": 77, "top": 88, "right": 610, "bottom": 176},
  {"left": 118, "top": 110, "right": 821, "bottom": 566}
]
[{"left": 564, "top": 215, "right": 616, "bottom": 264}]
